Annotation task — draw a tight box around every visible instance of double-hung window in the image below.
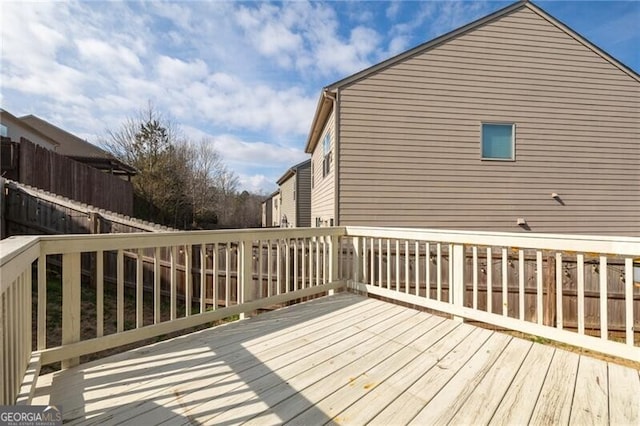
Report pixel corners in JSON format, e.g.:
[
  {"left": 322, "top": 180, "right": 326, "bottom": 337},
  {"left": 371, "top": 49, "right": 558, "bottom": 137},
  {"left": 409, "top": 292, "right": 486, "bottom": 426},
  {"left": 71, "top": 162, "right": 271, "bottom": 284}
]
[
  {"left": 481, "top": 123, "right": 515, "bottom": 160},
  {"left": 322, "top": 133, "right": 331, "bottom": 177}
]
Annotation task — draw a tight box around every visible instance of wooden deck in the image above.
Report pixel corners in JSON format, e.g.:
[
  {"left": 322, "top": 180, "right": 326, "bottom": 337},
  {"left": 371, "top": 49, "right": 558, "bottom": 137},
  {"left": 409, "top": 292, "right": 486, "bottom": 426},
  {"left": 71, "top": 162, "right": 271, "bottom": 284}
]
[{"left": 32, "top": 292, "right": 639, "bottom": 425}]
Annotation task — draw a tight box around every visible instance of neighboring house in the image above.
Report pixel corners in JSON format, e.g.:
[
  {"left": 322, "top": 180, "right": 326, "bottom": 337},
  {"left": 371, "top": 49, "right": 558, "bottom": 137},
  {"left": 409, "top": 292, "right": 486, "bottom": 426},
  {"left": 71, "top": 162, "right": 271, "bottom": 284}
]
[
  {"left": 19, "top": 114, "right": 136, "bottom": 179},
  {"left": 261, "top": 190, "right": 278, "bottom": 228},
  {"left": 271, "top": 190, "right": 281, "bottom": 227},
  {"left": 304, "top": 0, "right": 640, "bottom": 235},
  {"left": 1, "top": 109, "right": 60, "bottom": 151},
  {"left": 276, "top": 159, "right": 311, "bottom": 228}
]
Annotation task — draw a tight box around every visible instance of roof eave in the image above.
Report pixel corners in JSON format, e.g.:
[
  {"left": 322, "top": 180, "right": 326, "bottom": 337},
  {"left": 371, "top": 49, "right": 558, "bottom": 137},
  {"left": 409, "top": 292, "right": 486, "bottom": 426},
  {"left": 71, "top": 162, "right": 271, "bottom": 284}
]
[
  {"left": 326, "top": 0, "right": 528, "bottom": 91},
  {"left": 303, "top": 90, "right": 335, "bottom": 154}
]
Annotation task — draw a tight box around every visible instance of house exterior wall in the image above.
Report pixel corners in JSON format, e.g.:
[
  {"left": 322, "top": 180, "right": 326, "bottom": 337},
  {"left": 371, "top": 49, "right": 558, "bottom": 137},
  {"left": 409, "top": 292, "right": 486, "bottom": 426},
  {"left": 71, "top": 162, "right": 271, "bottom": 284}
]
[
  {"left": 261, "top": 198, "right": 273, "bottom": 227},
  {"left": 0, "top": 116, "right": 57, "bottom": 151},
  {"left": 311, "top": 111, "right": 336, "bottom": 227},
  {"left": 336, "top": 6, "right": 640, "bottom": 235},
  {"left": 296, "top": 161, "right": 312, "bottom": 227},
  {"left": 271, "top": 192, "right": 281, "bottom": 227},
  {"left": 279, "top": 175, "right": 296, "bottom": 228}
]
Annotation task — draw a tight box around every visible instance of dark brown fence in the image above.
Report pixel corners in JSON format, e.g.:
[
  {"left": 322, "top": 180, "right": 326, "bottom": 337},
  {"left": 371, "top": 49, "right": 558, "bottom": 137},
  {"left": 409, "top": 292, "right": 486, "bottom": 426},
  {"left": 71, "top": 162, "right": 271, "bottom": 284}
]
[{"left": 2, "top": 138, "right": 132, "bottom": 215}]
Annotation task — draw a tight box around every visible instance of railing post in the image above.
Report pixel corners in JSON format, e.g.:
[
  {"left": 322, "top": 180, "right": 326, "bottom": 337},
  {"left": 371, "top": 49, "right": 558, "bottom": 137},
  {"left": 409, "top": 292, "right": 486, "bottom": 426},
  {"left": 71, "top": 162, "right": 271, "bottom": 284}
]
[
  {"left": 62, "top": 252, "right": 81, "bottom": 369},
  {"left": 240, "top": 240, "right": 253, "bottom": 319},
  {"left": 452, "top": 244, "right": 465, "bottom": 323},
  {"left": 329, "top": 235, "right": 339, "bottom": 295},
  {"left": 352, "top": 236, "right": 360, "bottom": 289}
]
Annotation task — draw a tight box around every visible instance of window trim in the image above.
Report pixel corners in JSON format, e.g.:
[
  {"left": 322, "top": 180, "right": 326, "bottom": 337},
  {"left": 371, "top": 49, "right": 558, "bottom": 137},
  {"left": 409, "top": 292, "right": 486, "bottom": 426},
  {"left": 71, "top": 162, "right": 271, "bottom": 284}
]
[
  {"left": 480, "top": 122, "right": 515, "bottom": 161},
  {"left": 322, "top": 132, "right": 331, "bottom": 177}
]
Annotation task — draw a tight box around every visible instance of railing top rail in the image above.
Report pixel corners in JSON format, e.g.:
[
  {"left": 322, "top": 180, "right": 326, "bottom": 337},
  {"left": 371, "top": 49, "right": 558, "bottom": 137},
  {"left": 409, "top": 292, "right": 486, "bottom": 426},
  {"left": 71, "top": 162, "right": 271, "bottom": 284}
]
[
  {"left": 344, "top": 226, "right": 640, "bottom": 256},
  {"left": 37, "top": 226, "right": 348, "bottom": 255},
  {"left": 0, "top": 235, "right": 40, "bottom": 292}
]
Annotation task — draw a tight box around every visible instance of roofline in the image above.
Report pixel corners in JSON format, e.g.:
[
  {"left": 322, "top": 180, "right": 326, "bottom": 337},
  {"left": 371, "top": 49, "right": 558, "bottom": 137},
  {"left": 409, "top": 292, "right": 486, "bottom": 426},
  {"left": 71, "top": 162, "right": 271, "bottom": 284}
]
[
  {"left": 276, "top": 159, "right": 311, "bottom": 185},
  {"left": 523, "top": 1, "right": 640, "bottom": 82},
  {"left": 0, "top": 109, "right": 62, "bottom": 147},
  {"left": 264, "top": 189, "right": 280, "bottom": 201},
  {"left": 19, "top": 114, "right": 113, "bottom": 154},
  {"left": 326, "top": 0, "right": 638, "bottom": 89},
  {"left": 303, "top": 89, "right": 334, "bottom": 154}
]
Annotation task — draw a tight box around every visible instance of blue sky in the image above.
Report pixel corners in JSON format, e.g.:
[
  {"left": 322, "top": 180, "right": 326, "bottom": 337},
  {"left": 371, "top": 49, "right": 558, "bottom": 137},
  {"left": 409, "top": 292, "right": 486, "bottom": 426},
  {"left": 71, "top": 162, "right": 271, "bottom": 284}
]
[{"left": 1, "top": 0, "right": 638, "bottom": 194}]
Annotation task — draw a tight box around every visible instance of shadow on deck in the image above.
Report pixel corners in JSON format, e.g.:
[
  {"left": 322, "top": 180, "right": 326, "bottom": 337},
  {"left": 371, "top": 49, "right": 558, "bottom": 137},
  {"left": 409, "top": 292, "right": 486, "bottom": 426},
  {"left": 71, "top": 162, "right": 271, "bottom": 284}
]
[{"left": 33, "top": 292, "right": 640, "bottom": 425}]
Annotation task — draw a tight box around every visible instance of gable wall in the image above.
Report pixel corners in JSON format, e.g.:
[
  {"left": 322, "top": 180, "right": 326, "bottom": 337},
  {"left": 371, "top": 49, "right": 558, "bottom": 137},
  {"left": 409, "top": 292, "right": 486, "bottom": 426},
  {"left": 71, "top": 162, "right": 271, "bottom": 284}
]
[
  {"left": 311, "top": 111, "right": 336, "bottom": 226},
  {"left": 337, "top": 6, "right": 640, "bottom": 235},
  {"left": 279, "top": 175, "right": 296, "bottom": 228},
  {"left": 296, "top": 161, "right": 312, "bottom": 227}
]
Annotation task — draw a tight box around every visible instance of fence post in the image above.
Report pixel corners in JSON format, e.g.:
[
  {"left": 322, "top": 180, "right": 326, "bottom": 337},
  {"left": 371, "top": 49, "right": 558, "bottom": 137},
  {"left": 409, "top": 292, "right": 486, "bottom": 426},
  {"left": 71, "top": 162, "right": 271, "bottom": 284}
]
[
  {"left": 61, "top": 252, "right": 81, "bottom": 369},
  {"left": 240, "top": 240, "right": 253, "bottom": 319},
  {"left": 452, "top": 244, "right": 465, "bottom": 323}
]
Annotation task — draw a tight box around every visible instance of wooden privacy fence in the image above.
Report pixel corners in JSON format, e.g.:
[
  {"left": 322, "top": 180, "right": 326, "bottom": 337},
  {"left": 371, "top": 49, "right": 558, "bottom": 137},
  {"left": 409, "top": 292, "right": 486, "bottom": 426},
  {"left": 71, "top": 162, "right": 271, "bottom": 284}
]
[{"left": 1, "top": 138, "right": 133, "bottom": 215}]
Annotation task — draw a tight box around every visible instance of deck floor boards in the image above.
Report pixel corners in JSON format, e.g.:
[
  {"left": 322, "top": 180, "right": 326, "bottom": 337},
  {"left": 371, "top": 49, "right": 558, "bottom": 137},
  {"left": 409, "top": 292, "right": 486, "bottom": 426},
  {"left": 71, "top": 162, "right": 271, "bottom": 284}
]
[{"left": 32, "top": 292, "right": 640, "bottom": 425}]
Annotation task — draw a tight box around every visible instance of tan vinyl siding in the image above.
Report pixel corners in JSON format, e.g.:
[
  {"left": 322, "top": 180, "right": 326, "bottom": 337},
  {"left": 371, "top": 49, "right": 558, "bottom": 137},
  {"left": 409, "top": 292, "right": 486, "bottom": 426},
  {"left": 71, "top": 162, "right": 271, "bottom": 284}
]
[
  {"left": 337, "top": 7, "right": 640, "bottom": 236},
  {"left": 271, "top": 193, "right": 280, "bottom": 227},
  {"left": 279, "top": 176, "right": 296, "bottom": 228},
  {"left": 296, "top": 161, "right": 312, "bottom": 227},
  {"left": 311, "top": 111, "right": 336, "bottom": 226}
]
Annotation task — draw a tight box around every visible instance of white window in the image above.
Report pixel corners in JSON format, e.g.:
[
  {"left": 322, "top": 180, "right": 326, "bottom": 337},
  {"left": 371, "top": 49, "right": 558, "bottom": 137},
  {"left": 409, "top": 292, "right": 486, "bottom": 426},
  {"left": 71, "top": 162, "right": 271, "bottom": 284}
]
[
  {"left": 0, "top": 124, "right": 7, "bottom": 138},
  {"left": 322, "top": 133, "right": 331, "bottom": 177},
  {"left": 481, "top": 123, "right": 515, "bottom": 160}
]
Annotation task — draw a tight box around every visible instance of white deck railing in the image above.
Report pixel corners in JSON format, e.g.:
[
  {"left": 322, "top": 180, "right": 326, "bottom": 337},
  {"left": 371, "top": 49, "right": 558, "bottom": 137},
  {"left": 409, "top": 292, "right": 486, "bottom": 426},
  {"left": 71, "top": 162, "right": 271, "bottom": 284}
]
[
  {"left": 343, "top": 227, "right": 639, "bottom": 362},
  {"left": 1, "top": 226, "right": 638, "bottom": 404}
]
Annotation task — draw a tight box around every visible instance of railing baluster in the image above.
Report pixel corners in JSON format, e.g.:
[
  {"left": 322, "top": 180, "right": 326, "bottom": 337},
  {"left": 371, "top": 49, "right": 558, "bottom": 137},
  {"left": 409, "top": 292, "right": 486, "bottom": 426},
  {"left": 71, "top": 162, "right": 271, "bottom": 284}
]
[
  {"left": 154, "top": 247, "right": 161, "bottom": 324},
  {"left": 425, "top": 242, "right": 431, "bottom": 299},
  {"left": 518, "top": 249, "right": 525, "bottom": 321},
  {"left": 624, "top": 257, "right": 633, "bottom": 345},
  {"left": 321, "top": 237, "right": 329, "bottom": 284},
  {"left": 371, "top": 238, "right": 375, "bottom": 286},
  {"left": 258, "top": 241, "right": 264, "bottom": 297},
  {"left": 96, "top": 251, "right": 104, "bottom": 337},
  {"left": 555, "top": 252, "right": 563, "bottom": 329},
  {"left": 213, "top": 243, "right": 218, "bottom": 309},
  {"left": 396, "top": 240, "right": 401, "bottom": 292},
  {"left": 405, "top": 240, "right": 410, "bottom": 294},
  {"left": 267, "top": 240, "right": 272, "bottom": 297},
  {"left": 378, "top": 239, "right": 383, "bottom": 289},
  {"left": 308, "top": 238, "right": 314, "bottom": 287},
  {"left": 486, "top": 247, "right": 492, "bottom": 313},
  {"left": 185, "top": 245, "right": 193, "bottom": 317},
  {"left": 415, "top": 241, "right": 420, "bottom": 296},
  {"left": 502, "top": 248, "right": 508, "bottom": 316},
  {"left": 577, "top": 253, "right": 584, "bottom": 334},
  {"left": 225, "top": 243, "right": 231, "bottom": 307},
  {"left": 599, "top": 256, "right": 608, "bottom": 340},
  {"left": 293, "top": 239, "right": 298, "bottom": 290},
  {"left": 170, "top": 246, "right": 177, "bottom": 320},
  {"left": 472, "top": 246, "right": 478, "bottom": 309},
  {"left": 300, "top": 240, "right": 306, "bottom": 289},
  {"left": 200, "top": 245, "right": 206, "bottom": 313},
  {"left": 437, "top": 243, "right": 442, "bottom": 301},
  {"left": 37, "top": 255, "right": 46, "bottom": 350},
  {"left": 386, "top": 240, "right": 391, "bottom": 290},
  {"left": 363, "top": 237, "right": 368, "bottom": 284},
  {"left": 136, "top": 249, "right": 144, "bottom": 328},
  {"left": 448, "top": 244, "right": 454, "bottom": 303},
  {"left": 536, "top": 250, "right": 543, "bottom": 325},
  {"left": 7, "top": 284, "right": 14, "bottom": 402},
  {"left": 315, "top": 238, "right": 320, "bottom": 286},
  {"left": 117, "top": 249, "right": 125, "bottom": 331},
  {"left": 285, "top": 239, "right": 291, "bottom": 293}
]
